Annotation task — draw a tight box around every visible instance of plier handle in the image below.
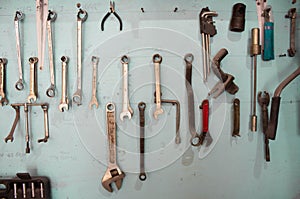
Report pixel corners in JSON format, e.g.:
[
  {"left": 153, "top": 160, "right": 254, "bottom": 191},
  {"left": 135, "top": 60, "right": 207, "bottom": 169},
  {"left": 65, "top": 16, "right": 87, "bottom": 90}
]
[{"left": 101, "top": 1, "right": 123, "bottom": 31}]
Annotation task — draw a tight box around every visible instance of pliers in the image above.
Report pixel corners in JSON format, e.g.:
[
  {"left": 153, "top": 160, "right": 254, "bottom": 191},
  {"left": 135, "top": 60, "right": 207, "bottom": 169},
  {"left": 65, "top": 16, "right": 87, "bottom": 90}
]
[{"left": 101, "top": 1, "right": 123, "bottom": 31}]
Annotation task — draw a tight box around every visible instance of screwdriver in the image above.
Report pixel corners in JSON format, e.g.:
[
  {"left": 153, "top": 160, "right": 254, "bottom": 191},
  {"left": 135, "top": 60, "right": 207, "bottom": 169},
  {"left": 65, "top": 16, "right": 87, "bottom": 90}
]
[{"left": 250, "top": 28, "right": 261, "bottom": 132}]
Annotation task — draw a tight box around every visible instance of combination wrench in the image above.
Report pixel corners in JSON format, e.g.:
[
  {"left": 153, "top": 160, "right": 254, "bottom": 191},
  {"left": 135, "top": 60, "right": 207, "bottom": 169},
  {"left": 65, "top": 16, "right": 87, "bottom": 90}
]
[
  {"left": 24, "top": 103, "right": 30, "bottom": 153},
  {"left": 138, "top": 102, "right": 146, "bottom": 181},
  {"left": 185, "top": 53, "right": 201, "bottom": 146},
  {"left": 73, "top": 8, "right": 88, "bottom": 106},
  {"left": 153, "top": 54, "right": 164, "bottom": 119},
  {"left": 4, "top": 105, "right": 20, "bottom": 143},
  {"left": 46, "top": 10, "right": 57, "bottom": 98},
  {"left": 102, "top": 103, "right": 125, "bottom": 192},
  {"left": 120, "top": 55, "right": 133, "bottom": 120},
  {"left": 89, "top": 56, "right": 99, "bottom": 109},
  {"left": 285, "top": 8, "right": 297, "bottom": 57},
  {"left": 0, "top": 58, "right": 8, "bottom": 106},
  {"left": 38, "top": 103, "right": 49, "bottom": 143},
  {"left": 59, "top": 56, "right": 69, "bottom": 112},
  {"left": 27, "top": 57, "right": 39, "bottom": 103},
  {"left": 14, "top": 11, "right": 25, "bottom": 91}
]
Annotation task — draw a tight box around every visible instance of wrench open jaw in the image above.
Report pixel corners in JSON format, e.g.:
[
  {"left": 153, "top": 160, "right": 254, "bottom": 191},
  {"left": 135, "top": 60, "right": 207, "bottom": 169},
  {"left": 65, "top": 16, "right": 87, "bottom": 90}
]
[{"left": 102, "top": 167, "right": 125, "bottom": 193}]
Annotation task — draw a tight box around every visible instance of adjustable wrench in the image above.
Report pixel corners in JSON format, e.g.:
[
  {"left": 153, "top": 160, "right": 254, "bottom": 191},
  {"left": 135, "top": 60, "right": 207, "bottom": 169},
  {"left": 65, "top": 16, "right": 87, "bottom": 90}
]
[
  {"left": 27, "top": 57, "right": 38, "bottom": 103},
  {"left": 102, "top": 103, "right": 125, "bottom": 192},
  {"left": 46, "top": 10, "right": 57, "bottom": 98},
  {"left": 73, "top": 8, "right": 88, "bottom": 106},
  {"left": 185, "top": 53, "right": 201, "bottom": 147},
  {"left": 138, "top": 102, "right": 146, "bottom": 181},
  {"left": 38, "top": 103, "right": 49, "bottom": 143},
  {"left": 14, "top": 11, "right": 25, "bottom": 91},
  {"left": 285, "top": 8, "right": 297, "bottom": 57},
  {"left": 120, "top": 55, "right": 133, "bottom": 120},
  {"left": 153, "top": 54, "right": 164, "bottom": 119},
  {"left": 89, "top": 56, "right": 99, "bottom": 109},
  {"left": 199, "top": 99, "right": 209, "bottom": 145},
  {"left": 59, "top": 56, "right": 69, "bottom": 112},
  {"left": 4, "top": 105, "right": 20, "bottom": 142},
  {"left": 0, "top": 58, "right": 8, "bottom": 106},
  {"left": 24, "top": 103, "right": 30, "bottom": 153}
]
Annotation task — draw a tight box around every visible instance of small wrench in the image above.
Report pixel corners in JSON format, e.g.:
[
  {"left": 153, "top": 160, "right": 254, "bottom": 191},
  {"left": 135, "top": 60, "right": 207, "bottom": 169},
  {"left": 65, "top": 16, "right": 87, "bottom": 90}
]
[
  {"left": 258, "top": 91, "right": 270, "bottom": 161},
  {"left": 153, "top": 54, "right": 164, "bottom": 119},
  {"left": 38, "top": 103, "right": 49, "bottom": 143},
  {"left": 4, "top": 105, "right": 20, "bottom": 142},
  {"left": 120, "top": 55, "right": 133, "bottom": 120},
  {"left": 46, "top": 10, "right": 57, "bottom": 98},
  {"left": 24, "top": 103, "right": 30, "bottom": 153},
  {"left": 27, "top": 57, "right": 38, "bottom": 103},
  {"left": 72, "top": 8, "right": 88, "bottom": 106},
  {"left": 59, "top": 56, "right": 69, "bottom": 112},
  {"left": 14, "top": 11, "right": 25, "bottom": 91},
  {"left": 89, "top": 56, "right": 99, "bottom": 109},
  {"left": 138, "top": 102, "right": 147, "bottom": 181},
  {"left": 0, "top": 58, "right": 8, "bottom": 106},
  {"left": 102, "top": 103, "right": 125, "bottom": 192},
  {"left": 285, "top": 8, "right": 297, "bottom": 57}
]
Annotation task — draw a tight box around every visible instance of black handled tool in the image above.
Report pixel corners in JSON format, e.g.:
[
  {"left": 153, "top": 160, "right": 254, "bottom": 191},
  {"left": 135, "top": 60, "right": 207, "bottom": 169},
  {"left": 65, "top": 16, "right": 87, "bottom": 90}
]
[{"left": 101, "top": 1, "right": 123, "bottom": 31}]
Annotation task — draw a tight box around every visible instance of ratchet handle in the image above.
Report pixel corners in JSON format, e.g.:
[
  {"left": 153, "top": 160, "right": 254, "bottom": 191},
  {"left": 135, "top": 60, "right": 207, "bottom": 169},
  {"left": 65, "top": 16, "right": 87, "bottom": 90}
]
[
  {"left": 266, "top": 96, "right": 281, "bottom": 140},
  {"left": 263, "top": 21, "right": 274, "bottom": 61},
  {"left": 201, "top": 99, "right": 209, "bottom": 133}
]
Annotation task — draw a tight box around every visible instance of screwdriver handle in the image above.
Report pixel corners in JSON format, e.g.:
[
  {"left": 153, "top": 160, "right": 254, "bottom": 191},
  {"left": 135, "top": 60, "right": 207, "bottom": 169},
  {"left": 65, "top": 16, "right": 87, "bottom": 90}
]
[
  {"left": 263, "top": 21, "right": 274, "bottom": 61},
  {"left": 266, "top": 96, "right": 281, "bottom": 140},
  {"left": 201, "top": 99, "right": 209, "bottom": 133}
]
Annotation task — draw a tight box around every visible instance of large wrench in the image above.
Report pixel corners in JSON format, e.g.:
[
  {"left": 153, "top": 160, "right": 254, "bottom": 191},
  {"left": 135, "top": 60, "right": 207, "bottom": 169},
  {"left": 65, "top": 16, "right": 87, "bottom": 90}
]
[
  {"left": 0, "top": 58, "right": 8, "bottom": 106},
  {"left": 285, "top": 8, "right": 297, "bottom": 57},
  {"left": 185, "top": 54, "right": 201, "bottom": 147},
  {"left": 27, "top": 57, "right": 38, "bottom": 103},
  {"left": 89, "top": 56, "right": 99, "bottom": 109},
  {"left": 46, "top": 10, "right": 57, "bottom": 98},
  {"left": 14, "top": 11, "right": 25, "bottom": 91},
  {"left": 59, "top": 56, "right": 69, "bottom": 112},
  {"left": 4, "top": 105, "right": 20, "bottom": 143},
  {"left": 120, "top": 55, "right": 133, "bottom": 120},
  {"left": 102, "top": 103, "right": 125, "bottom": 192},
  {"left": 38, "top": 103, "right": 49, "bottom": 143},
  {"left": 138, "top": 102, "right": 146, "bottom": 181},
  {"left": 72, "top": 8, "right": 88, "bottom": 106},
  {"left": 153, "top": 54, "right": 164, "bottom": 119}
]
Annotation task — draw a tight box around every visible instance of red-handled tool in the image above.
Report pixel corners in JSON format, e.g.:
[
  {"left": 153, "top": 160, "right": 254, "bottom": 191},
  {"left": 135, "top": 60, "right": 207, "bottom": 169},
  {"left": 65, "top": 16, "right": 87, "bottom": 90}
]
[{"left": 199, "top": 99, "right": 209, "bottom": 145}]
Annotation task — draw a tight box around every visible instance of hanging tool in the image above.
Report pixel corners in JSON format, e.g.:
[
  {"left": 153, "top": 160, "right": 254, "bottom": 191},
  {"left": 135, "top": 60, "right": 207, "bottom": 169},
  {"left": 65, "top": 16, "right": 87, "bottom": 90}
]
[
  {"left": 89, "top": 56, "right": 99, "bottom": 109},
  {"left": 256, "top": 0, "right": 267, "bottom": 54},
  {"left": 285, "top": 8, "right": 297, "bottom": 57},
  {"left": 153, "top": 54, "right": 164, "bottom": 119},
  {"left": 262, "top": 6, "right": 274, "bottom": 61},
  {"left": 4, "top": 105, "right": 20, "bottom": 142},
  {"left": 138, "top": 102, "right": 147, "bottom": 181},
  {"left": 24, "top": 103, "right": 30, "bottom": 153},
  {"left": 199, "top": 7, "right": 218, "bottom": 82},
  {"left": 199, "top": 99, "right": 209, "bottom": 145},
  {"left": 46, "top": 10, "right": 57, "bottom": 97},
  {"left": 232, "top": 98, "right": 240, "bottom": 137},
  {"left": 0, "top": 58, "right": 8, "bottom": 106},
  {"left": 229, "top": 3, "right": 246, "bottom": 32},
  {"left": 35, "top": 0, "right": 48, "bottom": 70},
  {"left": 266, "top": 67, "right": 300, "bottom": 140},
  {"left": 38, "top": 103, "right": 49, "bottom": 143},
  {"left": 27, "top": 57, "right": 39, "bottom": 103},
  {"left": 14, "top": 11, "right": 25, "bottom": 91},
  {"left": 258, "top": 91, "right": 270, "bottom": 161},
  {"left": 250, "top": 28, "right": 261, "bottom": 132},
  {"left": 73, "top": 7, "right": 88, "bottom": 106},
  {"left": 59, "top": 56, "right": 69, "bottom": 112},
  {"left": 101, "top": 1, "right": 123, "bottom": 31}
]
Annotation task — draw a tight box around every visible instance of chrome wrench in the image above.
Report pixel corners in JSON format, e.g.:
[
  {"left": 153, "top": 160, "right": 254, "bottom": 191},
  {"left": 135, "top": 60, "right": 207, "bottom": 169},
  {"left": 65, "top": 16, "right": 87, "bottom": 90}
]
[
  {"left": 89, "top": 56, "right": 99, "bottom": 109},
  {"left": 120, "top": 55, "right": 133, "bottom": 120},
  {"left": 46, "top": 10, "right": 57, "bottom": 97},
  {"left": 27, "top": 57, "right": 38, "bottom": 103},
  {"left": 102, "top": 102, "right": 125, "bottom": 192},
  {"left": 72, "top": 8, "right": 88, "bottom": 106},
  {"left": 14, "top": 11, "right": 25, "bottom": 91},
  {"left": 24, "top": 103, "right": 30, "bottom": 153},
  {"left": 153, "top": 54, "right": 164, "bottom": 119},
  {"left": 0, "top": 58, "right": 8, "bottom": 106},
  {"left": 138, "top": 102, "right": 147, "bottom": 181},
  {"left": 59, "top": 56, "right": 69, "bottom": 112},
  {"left": 38, "top": 103, "right": 49, "bottom": 143}
]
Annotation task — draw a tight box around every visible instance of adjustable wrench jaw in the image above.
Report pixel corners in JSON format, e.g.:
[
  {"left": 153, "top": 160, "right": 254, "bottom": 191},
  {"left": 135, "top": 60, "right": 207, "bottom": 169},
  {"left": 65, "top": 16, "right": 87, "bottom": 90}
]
[{"left": 102, "top": 166, "right": 125, "bottom": 192}]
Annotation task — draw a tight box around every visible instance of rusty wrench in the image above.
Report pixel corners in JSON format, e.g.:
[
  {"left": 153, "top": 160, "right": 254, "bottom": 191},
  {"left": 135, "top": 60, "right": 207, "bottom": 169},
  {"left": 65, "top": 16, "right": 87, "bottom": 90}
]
[
  {"left": 0, "top": 58, "right": 8, "bottom": 106},
  {"left": 285, "top": 8, "right": 297, "bottom": 57},
  {"left": 138, "top": 102, "right": 147, "bottom": 181},
  {"left": 4, "top": 105, "right": 20, "bottom": 142}
]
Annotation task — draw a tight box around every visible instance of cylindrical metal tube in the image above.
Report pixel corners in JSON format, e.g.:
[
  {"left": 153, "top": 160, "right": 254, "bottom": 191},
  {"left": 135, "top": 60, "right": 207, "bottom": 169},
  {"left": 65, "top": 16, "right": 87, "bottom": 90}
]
[
  {"left": 250, "top": 28, "right": 261, "bottom": 56},
  {"left": 230, "top": 3, "right": 246, "bottom": 32}
]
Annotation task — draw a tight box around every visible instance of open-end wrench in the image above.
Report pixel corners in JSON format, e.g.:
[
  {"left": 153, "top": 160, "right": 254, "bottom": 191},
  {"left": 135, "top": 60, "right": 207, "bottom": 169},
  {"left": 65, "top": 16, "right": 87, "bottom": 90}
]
[
  {"left": 120, "top": 55, "right": 133, "bottom": 120},
  {"left": 27, "top": 57, "right": 38, "bottom": 103},
  {"left": 72, "top": 8, "right": 88, "bottom": 106},
  {"left": 285, "top": 8, "right": 297, "bottom": 57},
  {"left": 185, "top": 53, "right": 201, "bottom": 147},
  {"left": 36, "top": 0, "right": 48, "bottom": 70},
  {"left": 0, "top": 58, "right": 8, "bottom": 106},
  {"left": 258, "top": 91, "right": 270, "bottom": 161},
  {"left": 153, "top": 54, "right": 164, "bottom": 119},
  {"left": 38, "top": 103, "right": 49, "bottom": 143},
  {"left": 102, "top": 103, "right": 125, "bottom": 192},
  {"left": 138, "top": 102, "right": 147, "bottom": 181},
  {"left": 89, "top": 56, "right": 99, "bottom": 109},
  {"left": 46, "top": 10, "right": 57, "bottom": 98},
  {"left": 14, "top": 11, "right": 25, "bottom": 91},
  {"left": 4, "top": 105, "right": 20, "bottom": 143},
  {"left": 199, "top": 99, "right": 209, "bottom": 145},
  {"left": 59, "top": 56, "right": 69, "bottom": 112},
  {"left": 24, "top": 103, "right": 30, "bottom": 153}
]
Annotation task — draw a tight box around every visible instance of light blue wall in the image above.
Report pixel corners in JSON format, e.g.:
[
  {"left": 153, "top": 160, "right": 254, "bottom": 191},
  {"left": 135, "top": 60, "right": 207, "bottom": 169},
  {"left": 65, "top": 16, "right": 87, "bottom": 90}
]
[{"left": 0, "top": 0, "right": 299, "bottom": 198}]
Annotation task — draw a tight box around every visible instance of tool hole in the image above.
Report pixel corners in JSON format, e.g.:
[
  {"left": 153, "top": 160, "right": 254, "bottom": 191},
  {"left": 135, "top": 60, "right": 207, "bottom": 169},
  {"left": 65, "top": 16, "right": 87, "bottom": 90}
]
[
  {"left": 138, "top": 102, "right": 146, "bottom": 110},
  {"left": 191, "top": 137, "right": 200, "bottom": 146},
  {"left": 153, "top": 54, "right": 162, "bottom": 63},
  {"left": 107, "top": 103, "right": 114, "bottom": 111},
  {"left": 184, "top": 54, "right": 194, "bottom": 63},
  {"left": 0, "top": 184, "right": 6, "bottom": 190},
  {"left": 61, "top": 56, "right": 67, "bottom": 62},
  {"left": 121, "top": 55, "right": 129, "bottom": 63},
  {"left": 139, "top": 174, "right": 147, "bottom": 181}
]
